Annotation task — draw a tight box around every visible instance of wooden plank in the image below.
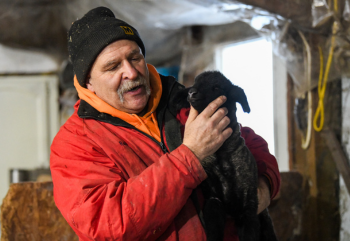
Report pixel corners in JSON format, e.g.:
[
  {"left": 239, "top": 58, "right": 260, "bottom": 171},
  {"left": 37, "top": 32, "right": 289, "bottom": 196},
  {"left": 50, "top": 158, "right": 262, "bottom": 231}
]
[
  {"left": 286, "top": 74, "right": 295, "bottom": 170},
  {"left": 269, "top": 172, "right": 304, "bottom": 241},
  {"left": 1, "top": 182, "right": 78, "bottom": 241},
  {"left": 322, "top": 129, "right": 350, "bottom": 193}
]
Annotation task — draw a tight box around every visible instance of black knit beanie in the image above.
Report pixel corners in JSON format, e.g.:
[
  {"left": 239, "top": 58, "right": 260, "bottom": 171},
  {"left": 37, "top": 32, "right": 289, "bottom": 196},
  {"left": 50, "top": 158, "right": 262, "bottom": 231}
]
[{"left": 68, "top": 6, "right": 146, "bottom": 87}]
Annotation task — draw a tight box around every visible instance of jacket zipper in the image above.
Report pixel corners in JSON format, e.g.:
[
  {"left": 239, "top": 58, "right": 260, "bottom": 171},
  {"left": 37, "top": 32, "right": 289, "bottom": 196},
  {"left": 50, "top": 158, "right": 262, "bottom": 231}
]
[
  {"left": 127, "top": 76, "right": 176, "bottom": 154},
  {"left": 159, "top": 141, "right": 167, "bottom": 153},
  {"left": 132, "top": 128, "right": 168, "bottom": 153},
  {"left": 104, "top": 122, "right": 169, "bottom": 154},
  {"left": 158, "top": 77, "right": 177, "bottom": 153},
  {"left": 131, "top": 77, "right": 177, "bottom": 154}
]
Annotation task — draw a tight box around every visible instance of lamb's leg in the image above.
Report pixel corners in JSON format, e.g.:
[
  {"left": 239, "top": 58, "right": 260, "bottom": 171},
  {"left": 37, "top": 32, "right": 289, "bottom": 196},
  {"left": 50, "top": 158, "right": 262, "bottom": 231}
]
[
  {"left": 199, "top": 155, "right": 227, "bottom": 241},
  {"left": 203, "top": 197, "right": 226, "bottom": 241},
  {"left": 218, "top": 124, "right": 261, "bottom": 241},
  {"left": 219, "top": 124, "right": 259, "bottom": 217},
  {"left": 259, "top": 209, "right": 278, "bottom": 241},
  {"left": 237, "top": 215, "right": 260, "bottom": 241}
]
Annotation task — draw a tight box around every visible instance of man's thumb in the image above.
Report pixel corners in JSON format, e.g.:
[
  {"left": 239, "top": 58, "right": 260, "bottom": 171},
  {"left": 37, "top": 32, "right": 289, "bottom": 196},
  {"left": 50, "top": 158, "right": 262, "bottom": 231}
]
[{"left": 186, "top": 106, "right": 198, "bottom": 124}]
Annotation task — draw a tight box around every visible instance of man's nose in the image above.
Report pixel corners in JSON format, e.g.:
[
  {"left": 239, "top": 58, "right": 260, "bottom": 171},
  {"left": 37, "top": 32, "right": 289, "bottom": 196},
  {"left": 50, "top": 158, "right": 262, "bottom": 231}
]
[{"left": 122, "top": 61, "right": 138, "bottom": 80}]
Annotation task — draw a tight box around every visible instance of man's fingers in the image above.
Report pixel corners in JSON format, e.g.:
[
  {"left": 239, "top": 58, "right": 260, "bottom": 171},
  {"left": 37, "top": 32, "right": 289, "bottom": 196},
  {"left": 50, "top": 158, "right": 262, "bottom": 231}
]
[
  {"left": 216, "top": 116, "right": 231, "bottom": 134},
  {"left": 221, "top": 126, "right": 233, "bottom": 141},
  {"left": 211, "top": 107, "right": 228, "bottom": 125},
  {"left": 201, "top": 96, "right": 227, "bottom": 118},
  {"left": 257, "top": 177, "right": 271, "bottom": 214},
  {"left": 183, "top": 95, "right": 230, "bottom": 161}
]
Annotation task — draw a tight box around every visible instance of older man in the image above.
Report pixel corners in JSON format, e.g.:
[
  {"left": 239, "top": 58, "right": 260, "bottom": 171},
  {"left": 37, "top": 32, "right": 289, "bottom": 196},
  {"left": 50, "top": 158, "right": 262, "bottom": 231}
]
[{"left": 50, "top": 6, "right": 280, "bottom": 241}]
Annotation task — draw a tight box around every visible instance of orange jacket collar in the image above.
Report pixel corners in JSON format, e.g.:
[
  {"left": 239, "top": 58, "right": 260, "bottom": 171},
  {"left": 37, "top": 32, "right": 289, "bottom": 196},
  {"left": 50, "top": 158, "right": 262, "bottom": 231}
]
[{"left": 74, "top": 64, "right": 162, "bottom": 142}]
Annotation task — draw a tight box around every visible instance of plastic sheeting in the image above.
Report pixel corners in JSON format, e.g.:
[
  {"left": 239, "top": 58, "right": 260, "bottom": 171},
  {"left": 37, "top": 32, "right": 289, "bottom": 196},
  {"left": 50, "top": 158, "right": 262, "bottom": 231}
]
[
  {"left": 2, "top": 0, "right": 350, "bottom": 96},
  {"left": 146, "top": 0, "right": 350, "bottom": 97},
  {"left": 63, "top": 0, "right": 255, "bottom": 66},
  {"left": 216, "top": 0, "right": 350, "bottom": 97}
]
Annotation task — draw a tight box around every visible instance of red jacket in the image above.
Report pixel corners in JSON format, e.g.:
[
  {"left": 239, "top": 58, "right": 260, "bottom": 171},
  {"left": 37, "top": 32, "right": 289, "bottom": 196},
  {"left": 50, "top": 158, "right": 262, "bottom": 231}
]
[{"left": 51, "top": 75, "right": 280, "bottom": 241}]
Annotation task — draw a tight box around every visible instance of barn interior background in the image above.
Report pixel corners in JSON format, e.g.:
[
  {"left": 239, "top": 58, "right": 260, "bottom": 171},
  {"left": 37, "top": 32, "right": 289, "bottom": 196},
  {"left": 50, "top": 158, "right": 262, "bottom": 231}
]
[{"left": 1, "top": 0, "right": 350, "bottom": 240}]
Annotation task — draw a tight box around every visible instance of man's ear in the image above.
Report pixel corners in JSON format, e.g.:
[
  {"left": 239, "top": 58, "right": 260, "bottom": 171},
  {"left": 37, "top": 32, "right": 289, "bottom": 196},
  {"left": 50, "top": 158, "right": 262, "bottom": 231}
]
[{"left": 86, "top": 77, "right": 95, "bottom": 93}]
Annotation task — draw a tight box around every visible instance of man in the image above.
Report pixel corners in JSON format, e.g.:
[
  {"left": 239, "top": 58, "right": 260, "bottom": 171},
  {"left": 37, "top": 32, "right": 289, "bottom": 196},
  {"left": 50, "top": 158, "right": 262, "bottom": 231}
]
[{"left": 50, "top": 6, "right": 280, "bottom": 241}]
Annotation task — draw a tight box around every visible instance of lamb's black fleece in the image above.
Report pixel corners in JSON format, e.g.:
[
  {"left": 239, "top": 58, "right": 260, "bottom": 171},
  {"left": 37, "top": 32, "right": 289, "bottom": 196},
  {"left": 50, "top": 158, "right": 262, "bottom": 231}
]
[{"left": 174, "top": 71, "right": 277, "bottom": 241}]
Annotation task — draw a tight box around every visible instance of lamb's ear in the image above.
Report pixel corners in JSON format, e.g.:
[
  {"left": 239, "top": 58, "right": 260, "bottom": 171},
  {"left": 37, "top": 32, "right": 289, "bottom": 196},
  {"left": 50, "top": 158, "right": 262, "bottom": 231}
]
[
  {"left": 172, "top": 87, "right": 191, "bottom": 110},
  {"left": 229, "top": 85, "right": 251, "bottom": 113}
]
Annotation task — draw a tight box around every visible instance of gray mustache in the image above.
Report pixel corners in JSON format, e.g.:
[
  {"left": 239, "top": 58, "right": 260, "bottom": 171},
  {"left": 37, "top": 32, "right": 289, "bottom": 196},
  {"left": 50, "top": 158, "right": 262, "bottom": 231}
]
[{"left": 117, "top": 77, "right": 151, "bottom": 103}]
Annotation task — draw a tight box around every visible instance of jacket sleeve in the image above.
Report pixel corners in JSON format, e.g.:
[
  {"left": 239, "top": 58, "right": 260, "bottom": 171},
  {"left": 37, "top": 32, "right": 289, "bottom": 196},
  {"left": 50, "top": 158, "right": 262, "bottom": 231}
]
[
  {"left": 50, "top": 122, "right": 207, "bottom": 241},
  {"left": 240, "top": 126, "right": 281, "bottom": 199}
]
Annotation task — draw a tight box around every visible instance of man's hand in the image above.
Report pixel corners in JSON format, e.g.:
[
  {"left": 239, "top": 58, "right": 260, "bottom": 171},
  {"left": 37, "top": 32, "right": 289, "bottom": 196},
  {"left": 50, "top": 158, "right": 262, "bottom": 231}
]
[
  {"left": 183, "top": 96, "right": 232, "bottom": 162},
  {"left": 257, "top": 176, "right": 271, "bottom": 214}
]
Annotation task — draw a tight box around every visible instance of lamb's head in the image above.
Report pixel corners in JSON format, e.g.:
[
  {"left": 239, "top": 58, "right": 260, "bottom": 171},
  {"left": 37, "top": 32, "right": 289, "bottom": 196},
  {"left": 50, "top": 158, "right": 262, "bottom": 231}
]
[{"left": 188, "top": 71, "right": 250, "bottom": 123}]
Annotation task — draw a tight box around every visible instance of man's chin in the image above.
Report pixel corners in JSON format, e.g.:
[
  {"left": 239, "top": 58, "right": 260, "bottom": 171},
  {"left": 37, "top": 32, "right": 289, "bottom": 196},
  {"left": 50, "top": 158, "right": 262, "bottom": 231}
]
[{"left": 122, "top": 96, "right": 149, "bottom": 114}]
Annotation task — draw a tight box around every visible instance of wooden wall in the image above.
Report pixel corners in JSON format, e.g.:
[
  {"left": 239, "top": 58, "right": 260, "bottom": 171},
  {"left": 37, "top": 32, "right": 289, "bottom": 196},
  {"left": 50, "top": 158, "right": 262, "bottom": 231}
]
[{"left": 287, "top": 74, "right": 341, "bottom": 240}]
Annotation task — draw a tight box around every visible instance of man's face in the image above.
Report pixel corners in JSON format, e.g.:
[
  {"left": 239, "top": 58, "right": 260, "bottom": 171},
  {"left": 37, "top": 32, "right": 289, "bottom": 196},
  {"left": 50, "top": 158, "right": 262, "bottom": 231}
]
[{"left": 87, "top": 40, "right": 150, "bottom": 114}]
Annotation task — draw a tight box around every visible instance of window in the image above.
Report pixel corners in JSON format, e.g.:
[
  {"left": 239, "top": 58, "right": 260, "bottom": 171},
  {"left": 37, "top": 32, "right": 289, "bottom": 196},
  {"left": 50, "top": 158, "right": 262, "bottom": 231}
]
[{"left": 216, "top": 38, "right": 289, "bottom": 171}]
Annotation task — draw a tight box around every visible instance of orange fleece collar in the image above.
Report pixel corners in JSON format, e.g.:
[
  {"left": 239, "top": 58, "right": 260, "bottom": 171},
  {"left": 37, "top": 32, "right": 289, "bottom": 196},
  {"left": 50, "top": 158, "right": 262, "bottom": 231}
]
[{"left": 74, "top": 64, "right": 162, "bottom": 142}]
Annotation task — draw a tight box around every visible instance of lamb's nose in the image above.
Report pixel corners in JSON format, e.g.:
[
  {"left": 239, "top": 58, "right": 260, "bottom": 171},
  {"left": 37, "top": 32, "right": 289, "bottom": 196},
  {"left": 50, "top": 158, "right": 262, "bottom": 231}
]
[{"left": 188, "top": 88, "right": 197, "bottom": 98}]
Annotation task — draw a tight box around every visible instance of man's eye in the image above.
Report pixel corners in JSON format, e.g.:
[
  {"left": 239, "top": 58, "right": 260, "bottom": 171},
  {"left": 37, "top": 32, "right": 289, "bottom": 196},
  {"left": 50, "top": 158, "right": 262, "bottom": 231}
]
[{"left": 108, "top": 64, "right": 120, "bottom": 71}]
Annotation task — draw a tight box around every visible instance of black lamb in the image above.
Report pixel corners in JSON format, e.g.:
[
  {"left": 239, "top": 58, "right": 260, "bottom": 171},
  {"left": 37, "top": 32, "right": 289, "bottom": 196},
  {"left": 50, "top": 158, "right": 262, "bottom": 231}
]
[{"left": 174, "top": 71, "right": 277, "bottom": 241}]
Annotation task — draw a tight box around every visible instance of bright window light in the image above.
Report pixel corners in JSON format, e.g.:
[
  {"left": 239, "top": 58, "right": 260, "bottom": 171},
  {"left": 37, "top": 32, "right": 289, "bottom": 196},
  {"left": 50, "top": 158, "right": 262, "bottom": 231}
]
[{"left": 218, "top": 38, "right": 275, "bottom": 154}]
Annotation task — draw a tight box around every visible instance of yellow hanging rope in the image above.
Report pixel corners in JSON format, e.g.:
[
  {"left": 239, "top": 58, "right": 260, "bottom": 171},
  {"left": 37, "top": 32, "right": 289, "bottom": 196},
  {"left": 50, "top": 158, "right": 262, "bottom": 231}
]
[
  {"left": 334, "top": 0, "right": 338, "bottom": 13},
  {"left": 313, "top": 0, "right": 338, "bottom": 132},
  {"left": 313, "top": 45, "right": 325, "bottom": 132}
]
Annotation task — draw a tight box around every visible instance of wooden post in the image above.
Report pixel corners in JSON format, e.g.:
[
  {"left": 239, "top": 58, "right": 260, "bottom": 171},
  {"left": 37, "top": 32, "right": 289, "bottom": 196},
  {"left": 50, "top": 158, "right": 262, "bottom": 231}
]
[
  {"left": 322, "top": 129, "right": 350, "bottom": 193},
  {"left": 287, "top": 75, "right": 340, "bottom": 240}
]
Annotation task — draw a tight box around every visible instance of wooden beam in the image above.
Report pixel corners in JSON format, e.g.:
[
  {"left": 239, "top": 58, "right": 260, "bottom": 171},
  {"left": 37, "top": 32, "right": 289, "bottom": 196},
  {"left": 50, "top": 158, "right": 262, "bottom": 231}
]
[{"left": 322, "top": 129, "right": 350, "bottom": 193}]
